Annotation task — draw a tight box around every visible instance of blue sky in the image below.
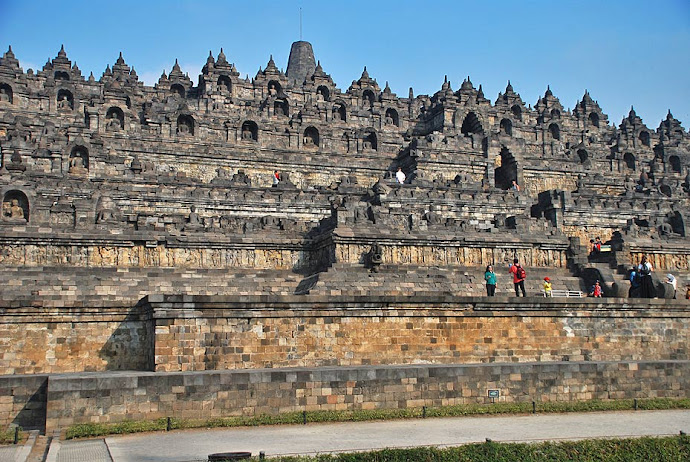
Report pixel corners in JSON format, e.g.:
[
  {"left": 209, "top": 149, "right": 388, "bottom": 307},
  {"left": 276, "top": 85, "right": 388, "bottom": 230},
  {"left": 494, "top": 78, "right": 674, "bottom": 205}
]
[{"left": 1, "top": 0, "right": 688, "bottom": 129}]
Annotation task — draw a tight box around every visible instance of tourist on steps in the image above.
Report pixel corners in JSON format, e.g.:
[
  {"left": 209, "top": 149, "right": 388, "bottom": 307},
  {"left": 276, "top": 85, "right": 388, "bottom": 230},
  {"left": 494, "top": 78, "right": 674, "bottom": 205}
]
[
  {"left": 484, "top": 265, "right": 496, "bottom": 296},
  {"left": 637, "top": 255, "right": 656, "bottom": 298},
  {"left": 509, "top": 258, "right": 526, "bottom": 297},
  {"left": 543, "top": 277, "right": 552, "bottom": 297}
]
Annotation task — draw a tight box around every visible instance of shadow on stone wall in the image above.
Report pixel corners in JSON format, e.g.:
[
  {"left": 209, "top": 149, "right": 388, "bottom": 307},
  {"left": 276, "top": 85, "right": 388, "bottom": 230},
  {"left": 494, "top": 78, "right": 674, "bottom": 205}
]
[
  {"left": 98, "top": 303, "right": 154, "bottom": 371},
  {"left": 10, "top": 377, "right": 47, "bottom": 433}
]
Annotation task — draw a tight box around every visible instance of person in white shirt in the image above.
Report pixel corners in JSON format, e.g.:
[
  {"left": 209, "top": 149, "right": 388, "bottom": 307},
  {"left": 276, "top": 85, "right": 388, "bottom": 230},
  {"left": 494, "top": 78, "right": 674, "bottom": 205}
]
[
  {"left": 665, "top": 273, "right": 677, "bottom": 299},
  {"left": 395, "top": 167, "right": 406, "bottom": 184}
]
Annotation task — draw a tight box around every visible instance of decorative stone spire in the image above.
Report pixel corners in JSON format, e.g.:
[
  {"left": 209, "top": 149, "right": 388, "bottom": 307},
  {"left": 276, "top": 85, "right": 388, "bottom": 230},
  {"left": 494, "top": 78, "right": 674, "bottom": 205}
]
[
  {"left": 4, "top": 45, "right": 15, "bottom": 60},
  {"left": 545, "top": 85, "right": 553, "bottom": 97},
  {"left": 383, "top": 81, "right": 392, "bottom": 95},
  {"left": 217, "top": 48, "right": 228, "bottom": 65},
  {"left": 477, "top": 84, "right": 485, "bottom": 99},
  {"left": 506, "top": 80, "right": 514, "bottom": 93},
  {"left": 286, "top": 40, "right": 316, "bottom": 85},
  {"left": 265, "top": 54, "right": 278, "bottom": 73},
  {"left": 57, "top": 44, "right": 66, "bottom": 58},
  {"left": 116, "top": 52, "right": 125, "bottom": 65},
  {"left": 361, "top": 66, "right": 370, "bottom": 80},
  {"left": 88, "top": 72, "right": 95, "bottom": 83},
  {"left": 206, "top": 51, "right": 215, "bottom": 66}
]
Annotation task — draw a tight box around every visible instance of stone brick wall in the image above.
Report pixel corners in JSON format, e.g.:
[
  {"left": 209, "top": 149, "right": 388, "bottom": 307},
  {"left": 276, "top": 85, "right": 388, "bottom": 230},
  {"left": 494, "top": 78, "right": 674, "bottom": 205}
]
[
  {"left": 0, "top": 375, "right": 47, "bottom": 431},
  {"left": 0, "top": 306, "right": 152, "bottom": 375},
  {"left": 149, "top": 296, "right": 690, "bottom": 372},
  {"left": 43, "top": 360, "right": 690, "bottom": 432}
]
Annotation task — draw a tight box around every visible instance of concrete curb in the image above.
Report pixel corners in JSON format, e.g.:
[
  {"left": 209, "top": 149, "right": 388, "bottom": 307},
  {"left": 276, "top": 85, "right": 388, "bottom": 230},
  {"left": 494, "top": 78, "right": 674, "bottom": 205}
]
[{"left": 44, "top": 430, "right": 61, "bottom": 462}]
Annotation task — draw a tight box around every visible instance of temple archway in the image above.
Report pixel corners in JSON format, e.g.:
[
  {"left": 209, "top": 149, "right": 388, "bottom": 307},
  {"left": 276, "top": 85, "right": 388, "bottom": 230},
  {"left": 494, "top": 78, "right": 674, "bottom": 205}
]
[
  {"left": 303, "top": 127, "right": 319, "bottom": 148},
  {"left": 0, "top": 83, "right": 12, "bottom": 104},
  {"left": 461, "top": 112, "right": 483, "bottom": 136},
  {"left": 385, "top": 108, "right": 399, "bottom": 127},
  {"left": 362, "top": 89, "right": 375, "bottom": 107},
  {"left": 548, "top": 123, "right": 560, "bottom": 141},
  {"left": 500, "top": 118, "right": 513, "bottom": 136},
  {"left": 333, "top": 103, "right": 347, "bottom": 122},
  {"left": 577, "top": 149, "right": 589, "bottom": 165},
  {"left": 69, "top": 145, "right": 89, "bottom": 170},
  {"left": 511, "top": 104, "right": 522, "bottom": 121},
  {"left": 589, "top": 112, "right": 600, "bottom": 128},
  {"left": 217, "top": 75, "right": 232, "bottom": 93},
  {"left": 623, "top": 152, "right": 636, "bottom": 171},
  {"left": 57, "top": 89, "right": 74, "bottom": 110},
  {"left": 341, "top": 133, "right": 350, "bottom": 153},
  {"left": 2, "top": 190, "right": 29, "bottom": 222},
  {"left": 274, "top": 99, "right": 289, "bottom": 117},
  {"left": 494, "top": 147, "right": 518, "bottom": 190},
  {"left": 267, "top": 80, "right": 282, "bottom": 96},
  {"left": 106, "top": 107, "right": 125, "bottom": 131},
  {"left": 177, "top": 114, "right": 194, "bottom": 136},
  {"left": 241, "top": 121, "right": 258, "bottom": 141},
  {"left": 551, "top": 109, "right": 561, "bottom": 119},
  {"left": 316, "top": 85, "right": 330, "bottom": 102},
  {"left": 669, "top": 155, "right": 682, "bottom": 173},
  {"left": 362, "top": 130, "right": 377, "bottom": 151},
  {"left": 170, "top": 84, "right": 185, "bottom": 98},
  {"left": 639, "top": 131, "right": 650, "bottom": 147},
  {"left": 54, "top": 71, "right": 70, "bottom": 81}
]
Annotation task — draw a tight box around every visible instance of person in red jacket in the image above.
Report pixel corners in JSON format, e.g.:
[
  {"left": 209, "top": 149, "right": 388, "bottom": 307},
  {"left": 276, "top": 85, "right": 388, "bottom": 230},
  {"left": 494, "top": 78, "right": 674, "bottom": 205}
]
[{"left": 509, "top": 258, "right": 526, "bottom": 297}]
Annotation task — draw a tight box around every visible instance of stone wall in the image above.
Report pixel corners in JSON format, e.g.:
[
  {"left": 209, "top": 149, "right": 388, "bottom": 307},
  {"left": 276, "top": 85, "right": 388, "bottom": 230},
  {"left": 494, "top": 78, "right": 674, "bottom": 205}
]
[
  {"left": 148, "top": 296, "right": 690, "bottom": 372},
  {"left": 0, "top": 374, "right": 47, "bottom": 431},
  {"left": 0, "top": 306, "right": 152, "bottom": 375},
  {"left": 43, "top": 360, "right": 690, "bottom": 432}
]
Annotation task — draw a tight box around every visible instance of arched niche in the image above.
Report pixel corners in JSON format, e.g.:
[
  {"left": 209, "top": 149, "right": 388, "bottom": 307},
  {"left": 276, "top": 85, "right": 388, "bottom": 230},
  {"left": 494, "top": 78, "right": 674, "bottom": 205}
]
[
  {"left": 494, "top": 147, "right": 518, "bottom": 190},
  {"left": 333, "top": 103, "right": 347, "bottom": 122},
  {"left": 384, "top": 108, "right": 399, "bottom": 127},
  {"left": 217, "top": 75, "right": 232, "bottom": 93},
  {"left": 267, "top": 80, "right": 282, "bottom": 97},
  {"left": 170, "top": 83, "right": 185, "bottom": 98},
  {"left": 588, "top": 112, "right": 600, "bottom": 128},
  {"left": 669, "top": 155, "right": 682, "bottom": 173},
  {"left": 0, "top": 83, "right": 13, "bottom": 104},
  {"left": 2, "top": 190, "right": 29, "bottom": 222},
  {"left": 551, "top": 108, "right": 561, "bottom": 119},
  {"left": 303, "top": 126, "right": 319, "bottom": 148},
  {"left": 639, "top": 131, "right": 650, "bottom": 147},
  {"left": 362, "top": 129, "right": 377, "bottom": 151},
  {"left": 670, "top": 211, "right": 685, "bottom": 236},
  {"left": 177, "top": 114, "right": 194, "bottom": 136},
  {"left": 316, "top": 85, "right": 330, "bottom": 102},
  {"left": 106, "top": 106, "right": 125, "bottom": 131},
  {"left": 511, "top": 104, "right": 522, "bottom": 121},
  {"left": 54, "top": 70, "right": 70, "bottom": 81},
  {"left": 341, "top": 132, "right": 350, "bottom": 153},
  {"left": 69, "top": 145, "right": 89, "bottom": 171},
  {"left": 548, "top": 123, "right": 560, "bottom": 141},
  {"left": 274, "top": 99, "right": 289, "bottom": 117},
  {"left": 241, "top": 121, "right": 258, "bottom": 141},
  {"left": 362, "top": 89, "right": 375, "bottom": 107},
  {"left": 461, "top": 111, "right": 483, "bottom": 136},
  {"left": 499, "top": 118, "right": 513, "bottom": 136},
  {"left": 623, "top": 152, "right": 636, "bottom": 171},
  {"left": 57, "top": 89, "right": 74, "bottom": 110},
  {"left": 577, "top": 149, "right": 589, "bottom": 165}
]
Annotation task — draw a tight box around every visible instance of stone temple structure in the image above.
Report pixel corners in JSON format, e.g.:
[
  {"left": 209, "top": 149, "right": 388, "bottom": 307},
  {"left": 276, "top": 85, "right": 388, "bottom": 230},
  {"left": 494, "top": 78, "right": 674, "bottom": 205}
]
[{"left": 0, "top": 42, "right": 689, "bottom": 434}]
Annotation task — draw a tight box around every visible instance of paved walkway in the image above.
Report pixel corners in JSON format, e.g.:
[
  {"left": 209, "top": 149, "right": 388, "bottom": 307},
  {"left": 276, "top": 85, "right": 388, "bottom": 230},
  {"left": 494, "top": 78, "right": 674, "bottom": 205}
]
[{"left": 48, "top": 410, "right": 690, "bottom": 462}]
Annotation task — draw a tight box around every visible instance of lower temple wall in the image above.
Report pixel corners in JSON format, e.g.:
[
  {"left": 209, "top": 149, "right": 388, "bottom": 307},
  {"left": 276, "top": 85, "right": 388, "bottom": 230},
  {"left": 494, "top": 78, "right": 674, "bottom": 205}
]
[
  {"left": 44, "top": 360, "right": 690, "bottom": 432},
  {"left": 149, "top": 296, "right": 690, "bottom": 372},
  {"left": 0, "top": 375, "right": 48, "bottom": 432},
  {"left": 0, "top": 306, "right": 153, "bottom": 375}
]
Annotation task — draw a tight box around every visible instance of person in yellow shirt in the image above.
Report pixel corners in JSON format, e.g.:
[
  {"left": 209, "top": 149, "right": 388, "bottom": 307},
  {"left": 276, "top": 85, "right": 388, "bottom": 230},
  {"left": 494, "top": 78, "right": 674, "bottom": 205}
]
[{"left": 543, "top": 277, "right": 552, "bottom": 297}]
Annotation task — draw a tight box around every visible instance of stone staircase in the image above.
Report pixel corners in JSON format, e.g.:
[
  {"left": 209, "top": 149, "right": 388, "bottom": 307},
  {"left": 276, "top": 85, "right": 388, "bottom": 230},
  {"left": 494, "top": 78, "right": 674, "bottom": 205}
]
[
  {"left": 0, "top": 266, "right": 303, "bottom": 306},
  {"left": 302, "top": 263, "right": 586, "bottom": 297}
]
